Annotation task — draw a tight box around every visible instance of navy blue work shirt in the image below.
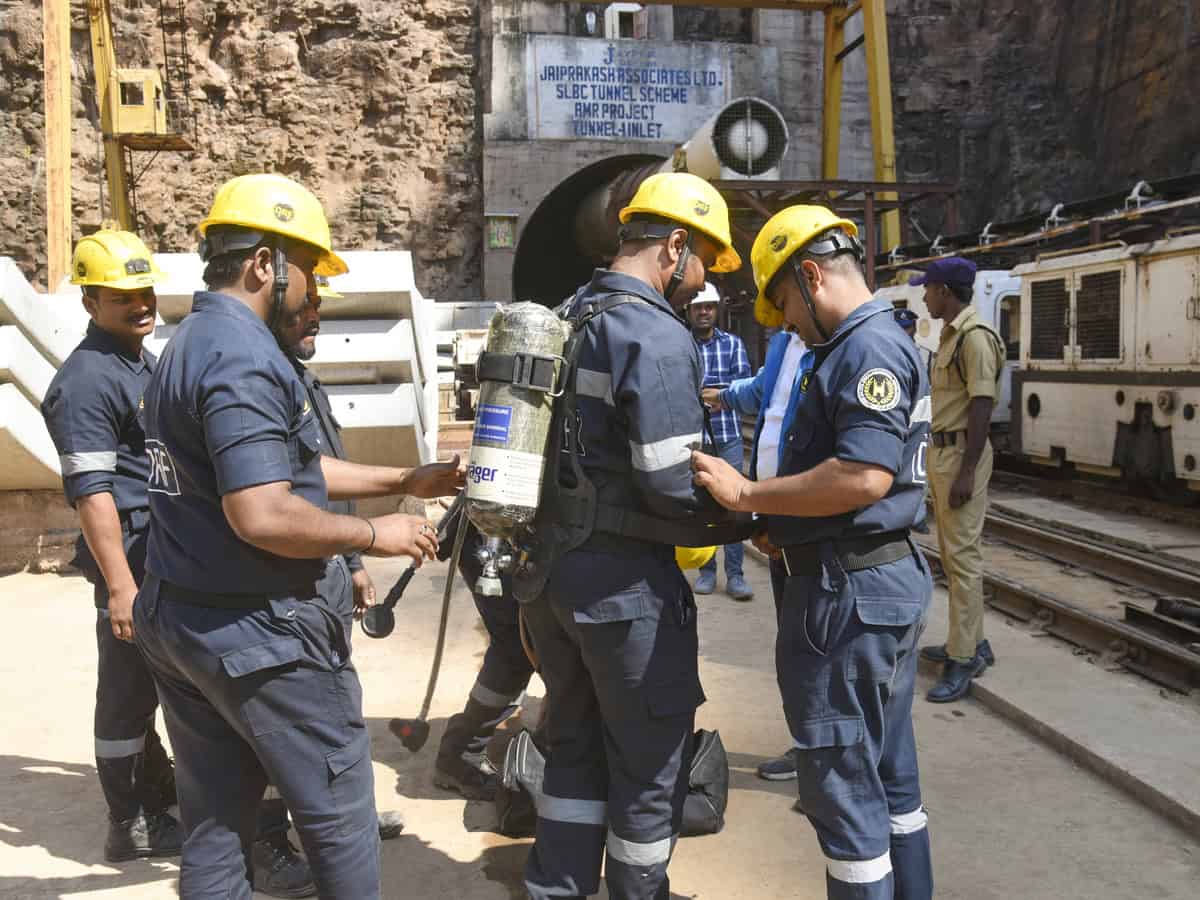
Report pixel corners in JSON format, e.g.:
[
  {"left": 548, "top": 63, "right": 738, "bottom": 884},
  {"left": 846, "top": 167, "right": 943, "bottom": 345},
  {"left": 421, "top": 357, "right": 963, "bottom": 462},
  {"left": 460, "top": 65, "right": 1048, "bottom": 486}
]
[
  {"left": 143, "top": 291, "right": 329, "bottom": 594},
  {"left": 292, "top": 359, "right": 362, "bottom": 573},
  {"left": 566, "top": 269, "right": 717, "bottom": 523},
  {"left": 41, "top": 322, "right": 155, "bottom": 592},
  {"left": 768, "top": 298, "right": 931, "bottom": 546}
]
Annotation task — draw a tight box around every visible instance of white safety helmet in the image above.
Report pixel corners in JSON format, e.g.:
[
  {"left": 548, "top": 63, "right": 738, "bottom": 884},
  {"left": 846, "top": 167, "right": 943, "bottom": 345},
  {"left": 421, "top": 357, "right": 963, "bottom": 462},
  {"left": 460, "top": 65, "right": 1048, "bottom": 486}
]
[{"left": 686, "top": 282, "right": 721, "bottom": 308}]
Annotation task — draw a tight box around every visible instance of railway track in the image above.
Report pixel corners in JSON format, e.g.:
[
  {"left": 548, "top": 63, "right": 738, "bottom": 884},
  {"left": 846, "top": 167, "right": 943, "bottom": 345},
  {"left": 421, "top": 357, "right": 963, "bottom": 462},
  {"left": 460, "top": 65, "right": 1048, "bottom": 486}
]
[
  {"left": 991, "top": 466, "right": 1200, "bottom": 529},
  {"left": 915, "top": 511, "right": 1200, "bottom": 693}
]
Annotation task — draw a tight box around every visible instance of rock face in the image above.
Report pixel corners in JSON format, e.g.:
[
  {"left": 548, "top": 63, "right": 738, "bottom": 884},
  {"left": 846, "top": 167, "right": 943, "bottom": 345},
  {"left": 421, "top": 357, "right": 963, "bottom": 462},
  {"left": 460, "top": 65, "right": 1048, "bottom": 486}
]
[
  {"left": 1, "top": 0, "right": 481, "bottom": 296},
  {"left": 889, "top": 0, "right": 1200, "bottom": 235},
  {"left": 2, "top": 1, "right": 1197, "bottom": 292}
]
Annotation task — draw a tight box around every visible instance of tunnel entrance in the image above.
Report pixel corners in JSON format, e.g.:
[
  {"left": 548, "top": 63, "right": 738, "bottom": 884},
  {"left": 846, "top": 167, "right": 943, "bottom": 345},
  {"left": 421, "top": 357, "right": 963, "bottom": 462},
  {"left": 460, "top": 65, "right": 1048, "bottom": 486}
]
[{"left": 512, "top": 153, "right": 663, "bottom": 306}]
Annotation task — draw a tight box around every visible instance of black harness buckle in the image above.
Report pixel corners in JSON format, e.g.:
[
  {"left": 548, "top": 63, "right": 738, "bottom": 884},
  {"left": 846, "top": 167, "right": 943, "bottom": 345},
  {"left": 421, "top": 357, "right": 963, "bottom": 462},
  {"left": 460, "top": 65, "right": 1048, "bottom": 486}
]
[{"left": 477, "top": 351, "right": 566, "bottom": 396}]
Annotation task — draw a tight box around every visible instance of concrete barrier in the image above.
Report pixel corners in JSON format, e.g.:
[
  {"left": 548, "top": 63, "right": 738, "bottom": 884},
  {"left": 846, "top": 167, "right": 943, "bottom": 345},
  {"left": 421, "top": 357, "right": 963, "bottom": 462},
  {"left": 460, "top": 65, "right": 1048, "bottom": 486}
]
[
  {"left": 0, "top": 326, "right": 57, "bottom": 406},
  {"left": 0, "top": 250, "right": 442, "bottom": 569},
  {"left": 0, "top": 384, "right": 61, "bottom": 490}
]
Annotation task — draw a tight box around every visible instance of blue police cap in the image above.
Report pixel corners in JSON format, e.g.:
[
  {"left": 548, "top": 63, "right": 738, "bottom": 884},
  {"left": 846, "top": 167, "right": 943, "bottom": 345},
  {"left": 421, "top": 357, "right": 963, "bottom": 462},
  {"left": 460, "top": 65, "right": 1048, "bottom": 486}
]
[
  {"left": 908, "top": 256, "right": 977, "bottom": 288},
  {"left": 893, "top": 308, "right": 919, "bottom": 327}
]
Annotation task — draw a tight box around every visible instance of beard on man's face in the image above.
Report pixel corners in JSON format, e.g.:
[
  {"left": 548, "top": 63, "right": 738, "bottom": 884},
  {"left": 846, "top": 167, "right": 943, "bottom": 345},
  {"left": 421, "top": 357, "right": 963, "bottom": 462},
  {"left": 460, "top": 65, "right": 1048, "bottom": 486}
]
[{"left": 290, "top": 334, "right": 318, "bottom": 360}]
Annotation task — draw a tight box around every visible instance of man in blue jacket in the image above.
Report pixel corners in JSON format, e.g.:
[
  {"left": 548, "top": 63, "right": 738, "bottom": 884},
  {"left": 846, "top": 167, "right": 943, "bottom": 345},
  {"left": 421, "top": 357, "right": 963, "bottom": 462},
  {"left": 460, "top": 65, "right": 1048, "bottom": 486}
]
[{"left": 705, "top": 331, "right": 813, "bottom": 781}]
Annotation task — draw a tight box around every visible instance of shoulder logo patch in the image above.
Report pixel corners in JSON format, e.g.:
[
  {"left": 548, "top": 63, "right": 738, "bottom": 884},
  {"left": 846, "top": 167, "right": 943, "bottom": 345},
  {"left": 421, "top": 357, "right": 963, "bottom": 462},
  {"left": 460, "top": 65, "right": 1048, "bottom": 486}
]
[{"left": 856, "top": 368, "right": 900, "bottom": 412}]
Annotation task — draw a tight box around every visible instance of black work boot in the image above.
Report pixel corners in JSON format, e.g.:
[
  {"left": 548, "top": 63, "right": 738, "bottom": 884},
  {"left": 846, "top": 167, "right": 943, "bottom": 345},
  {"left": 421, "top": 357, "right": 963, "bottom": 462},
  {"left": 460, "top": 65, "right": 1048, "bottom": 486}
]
[
  {"left": 251, "top": 831, "right": 316, "bottom": 898},
  {"left": 104, "top": 811, "right": 184, "bottom": 862},
  {"left": 926, "top": 654, "right": 987, "bottom": 703},
  {"left": 919, "top": 639, "right": 995, "bottom": 669},
  {"left": 434, "top": 751, "right": 501, "bottom": 801}
]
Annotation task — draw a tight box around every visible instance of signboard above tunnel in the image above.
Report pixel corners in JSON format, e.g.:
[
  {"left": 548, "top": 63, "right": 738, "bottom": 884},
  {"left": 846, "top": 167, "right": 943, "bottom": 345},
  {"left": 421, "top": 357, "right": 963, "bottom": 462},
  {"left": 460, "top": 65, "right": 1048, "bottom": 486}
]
[{"left": 531, "top": 36, "right": 732, "bottom": 142}]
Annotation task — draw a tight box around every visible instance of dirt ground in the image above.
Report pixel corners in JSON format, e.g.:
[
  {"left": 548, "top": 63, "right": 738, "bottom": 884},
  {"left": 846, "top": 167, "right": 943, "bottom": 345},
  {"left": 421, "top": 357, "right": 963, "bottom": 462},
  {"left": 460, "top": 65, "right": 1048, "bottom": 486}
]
[{"left": 2, "top": 554, "right": 1198, "bottom": 899}]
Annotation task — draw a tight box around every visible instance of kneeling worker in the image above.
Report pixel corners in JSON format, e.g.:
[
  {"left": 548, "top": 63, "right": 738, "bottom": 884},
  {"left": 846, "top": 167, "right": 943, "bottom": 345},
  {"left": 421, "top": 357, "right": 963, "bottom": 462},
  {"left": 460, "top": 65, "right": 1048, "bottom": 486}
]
[
  {"left": 133, "top": 173, "right": 458, "bottom": 899},
  {"left": 693, "top": 206, "right": 934, "bottom": 900}
]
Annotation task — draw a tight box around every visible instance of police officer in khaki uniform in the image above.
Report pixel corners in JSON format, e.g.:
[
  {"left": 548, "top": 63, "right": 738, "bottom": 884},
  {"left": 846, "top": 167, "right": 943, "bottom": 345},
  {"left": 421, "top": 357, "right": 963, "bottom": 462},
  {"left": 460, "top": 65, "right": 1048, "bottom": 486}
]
[{"left": 911, "top": 258, "right": 1004, "bottom": 702}]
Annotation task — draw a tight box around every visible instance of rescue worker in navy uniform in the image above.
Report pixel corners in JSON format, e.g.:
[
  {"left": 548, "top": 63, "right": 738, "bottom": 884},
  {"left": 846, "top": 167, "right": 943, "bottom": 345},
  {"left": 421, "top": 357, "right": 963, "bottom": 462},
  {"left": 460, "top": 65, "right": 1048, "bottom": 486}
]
[
  {"left": 693, "top": 206, "right": 934, "bottom": 900},
  {"left": 249, "top": 274, "right": 410, "bottom": 897},
  {"left": 132, "top": 174, "right": 462, "bottom": 899},
  {"left": 521, "top": 172, "right": 741, "bottom": 900},
  {"left": 40, "top": 230, "right": 183, "bottom": 862}
]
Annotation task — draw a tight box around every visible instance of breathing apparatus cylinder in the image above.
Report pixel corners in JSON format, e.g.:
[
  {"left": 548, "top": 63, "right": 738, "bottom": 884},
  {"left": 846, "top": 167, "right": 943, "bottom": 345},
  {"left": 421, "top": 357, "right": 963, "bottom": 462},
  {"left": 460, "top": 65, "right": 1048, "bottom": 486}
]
[{"left": 465, "top": 302, "right": 568, "bottom": 543}]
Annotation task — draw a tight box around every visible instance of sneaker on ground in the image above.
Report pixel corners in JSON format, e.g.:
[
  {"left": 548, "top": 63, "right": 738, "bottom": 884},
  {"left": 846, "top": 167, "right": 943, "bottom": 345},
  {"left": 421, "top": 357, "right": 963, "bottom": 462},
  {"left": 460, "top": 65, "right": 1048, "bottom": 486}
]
[
  {"left": 726, "top": 574, "right": 754, "bottom": 601},
  {"left": 756, "top": 748, "right": 800, "bottom": 782}
]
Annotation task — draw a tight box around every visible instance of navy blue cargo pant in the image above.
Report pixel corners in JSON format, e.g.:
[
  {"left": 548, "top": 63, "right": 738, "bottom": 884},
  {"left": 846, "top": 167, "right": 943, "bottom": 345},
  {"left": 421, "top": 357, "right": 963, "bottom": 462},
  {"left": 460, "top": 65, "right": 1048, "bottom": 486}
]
[
  {"left": 779, "top": 545, "right": 933, "bottom": 900},
  {"left": 522, "top": 543, "right": 702, "bottom": 900},
  {"left": 91, "top": 525, "right": 173, "bottom": 822},
  {"left": 438, "top": 571, "right": 535, "bottom": 766},
  {"left": 134, "top": 558, "right": 379, "bottom": 899}
]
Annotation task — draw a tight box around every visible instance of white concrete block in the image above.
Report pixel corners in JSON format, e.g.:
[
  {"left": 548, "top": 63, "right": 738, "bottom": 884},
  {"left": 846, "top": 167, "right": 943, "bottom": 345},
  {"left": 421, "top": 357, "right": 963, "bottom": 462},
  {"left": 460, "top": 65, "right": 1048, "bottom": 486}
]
[
  {"left": 0, "top": 384, "right": 61, "bottom": 489},
  {"left": 324, "top": 383, "right": 429, "bottom": 468},
  {"left": 148, "top": 318, "right": 424, "bottom": 387},
  {"left": 0, "top": 326, "right": 58, "bottom": 405},
  {"left": 151, "top": 249, "right": 425, "bottom": 323},
  {"left": 151, "top": 253, "right": 207, "bottom": 323},
  {"left": 0, "top": 258, "right": 89, "bottom": 367}
]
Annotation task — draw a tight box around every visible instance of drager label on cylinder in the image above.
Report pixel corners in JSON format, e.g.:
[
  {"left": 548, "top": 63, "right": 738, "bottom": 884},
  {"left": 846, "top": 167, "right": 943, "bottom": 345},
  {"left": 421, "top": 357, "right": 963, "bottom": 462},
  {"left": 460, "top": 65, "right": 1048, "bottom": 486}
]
[
  {"left": 476, "top": 403, "right": 513, "bottom": 444},
  {"left": 466, "top": 446, "right": 544, "bottom": 508}
]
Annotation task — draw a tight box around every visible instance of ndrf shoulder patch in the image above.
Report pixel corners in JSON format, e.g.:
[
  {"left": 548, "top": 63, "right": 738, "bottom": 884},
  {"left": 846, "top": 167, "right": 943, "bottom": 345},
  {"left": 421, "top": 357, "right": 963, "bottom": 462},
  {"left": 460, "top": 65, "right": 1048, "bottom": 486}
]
[{"left": 856, "top": 368, "right": 901, "bottom": 412}]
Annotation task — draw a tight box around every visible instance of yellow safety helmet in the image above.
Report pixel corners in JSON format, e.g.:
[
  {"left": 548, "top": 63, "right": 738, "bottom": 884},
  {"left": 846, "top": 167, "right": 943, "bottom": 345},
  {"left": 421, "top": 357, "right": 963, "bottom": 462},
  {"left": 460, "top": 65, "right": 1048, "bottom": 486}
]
[
  {"left": 198, "top": 173, "right": 348, "bottom": 276},
  {"left": 315, "top": 274, "right": 343, "bottom": 300},
  {"left": 675, "top": 545, "right": 718, "bottom": 570},
  {"left": 70, "top": 229, "right": 164, "bottom": 291},
  {"left": 619, "top": 173, "right": 741, "bottom": 273},
  {"left": 751, "top": 206, "right": 858, "bottom": 329}
]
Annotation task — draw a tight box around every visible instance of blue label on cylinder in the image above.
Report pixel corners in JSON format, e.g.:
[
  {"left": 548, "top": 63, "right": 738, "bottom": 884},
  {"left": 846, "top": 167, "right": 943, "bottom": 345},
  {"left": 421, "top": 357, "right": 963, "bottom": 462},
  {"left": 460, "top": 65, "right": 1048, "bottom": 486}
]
[{"left": 477, "top": 403, "right": 513, "bottom": 443}]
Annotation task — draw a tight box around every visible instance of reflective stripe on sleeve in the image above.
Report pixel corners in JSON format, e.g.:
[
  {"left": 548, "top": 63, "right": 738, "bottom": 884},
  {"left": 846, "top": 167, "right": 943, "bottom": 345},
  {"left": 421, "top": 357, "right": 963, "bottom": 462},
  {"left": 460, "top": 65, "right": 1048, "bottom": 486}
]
[
  {"left": 629, "top": 433, "right": 701, "bottom": 473},
  {"left": 61, "top": 451, "right": 118, "bottom": 476}
]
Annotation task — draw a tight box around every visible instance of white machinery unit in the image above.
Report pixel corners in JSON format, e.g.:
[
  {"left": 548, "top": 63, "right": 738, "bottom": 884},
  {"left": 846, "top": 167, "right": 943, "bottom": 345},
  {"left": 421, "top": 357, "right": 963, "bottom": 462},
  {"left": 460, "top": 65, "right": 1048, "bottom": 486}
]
[{"left": 1013, "top": 230, "right": 1200, "bottom": 488}]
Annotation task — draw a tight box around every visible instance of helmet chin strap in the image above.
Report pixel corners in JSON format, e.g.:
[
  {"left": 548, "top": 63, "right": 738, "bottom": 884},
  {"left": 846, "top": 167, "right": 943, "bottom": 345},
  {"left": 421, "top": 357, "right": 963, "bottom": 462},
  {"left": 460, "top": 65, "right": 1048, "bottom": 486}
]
[
  {"left": 269, "top": 243, "right": 289, "bottom": 332},
  {"left": 791, "top": 257, "right": 830, "bottom": 343},
  {"left": 663, "top": 241, "right": 691, "bottom": 303}
]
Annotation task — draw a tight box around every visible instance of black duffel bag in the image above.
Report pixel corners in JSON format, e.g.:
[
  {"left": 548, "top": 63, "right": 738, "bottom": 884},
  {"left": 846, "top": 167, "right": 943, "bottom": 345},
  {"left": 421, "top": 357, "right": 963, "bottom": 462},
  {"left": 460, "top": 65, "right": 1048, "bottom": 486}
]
[
  {"left": 681, "top": 728, "right": 728, "bottom": 836},
  {"left": 492, "top": 727, "right": 729, "bottom": 839}
]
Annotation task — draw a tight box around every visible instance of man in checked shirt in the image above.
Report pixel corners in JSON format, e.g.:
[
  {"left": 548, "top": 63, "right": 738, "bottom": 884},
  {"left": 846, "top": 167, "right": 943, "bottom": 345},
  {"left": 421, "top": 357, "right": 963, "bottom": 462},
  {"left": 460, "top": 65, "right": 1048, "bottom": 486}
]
[{"left": 688, "top": 282, "right": 754, "bottom": 600}]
